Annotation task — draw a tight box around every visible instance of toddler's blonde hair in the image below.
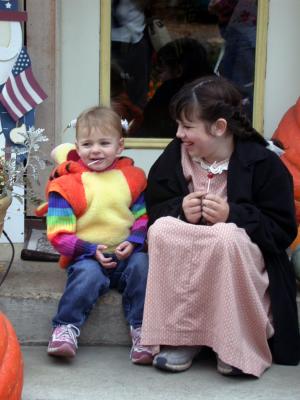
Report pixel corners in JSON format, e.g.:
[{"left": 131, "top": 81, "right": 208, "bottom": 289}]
[{"left": 76, "top": 106, "right": 122, "bottom": 139}]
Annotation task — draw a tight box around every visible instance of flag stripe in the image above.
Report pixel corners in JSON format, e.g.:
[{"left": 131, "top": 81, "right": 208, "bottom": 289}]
[
  {"left": 2, "top": 79, "right": 26, "bottom": 116},
  {"left": 0, "top": 88, "right": 21, "bottom": 121},
  {"left": 26, "top": 68, "right": 47, "bottom": 99},
  {"left": 3, "top": 84, "right": 25, "bottom": 117},
  {"left": 15, "top": 74, "right": 37, "bottom": 109},
  {"left": 10, "top": 74, "right": 32, "bottom": 111},
  {"left": 0, "top": 48, "right": 47, "bottom": 121},
  {"left": 21, "top": 68, "right": 47, "bottom": 104}
]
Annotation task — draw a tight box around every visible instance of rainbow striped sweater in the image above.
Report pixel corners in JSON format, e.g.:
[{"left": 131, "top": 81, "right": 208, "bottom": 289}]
[{"left": 45, "top": 157, "right": 148, "bottom": 268}]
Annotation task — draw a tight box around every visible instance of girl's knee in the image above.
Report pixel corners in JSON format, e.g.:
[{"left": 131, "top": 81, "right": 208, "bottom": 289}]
[
  {"left": 148, "top": 217, "right": 176, "bottom": 242},
  {"left": 212, "top": 223, "right": 243, "bottom": 247}
]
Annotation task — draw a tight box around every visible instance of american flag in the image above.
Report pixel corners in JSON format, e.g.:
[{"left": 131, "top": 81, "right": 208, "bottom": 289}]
[{"left": 0, "top": 47, "right": 47, "bottom": 121}]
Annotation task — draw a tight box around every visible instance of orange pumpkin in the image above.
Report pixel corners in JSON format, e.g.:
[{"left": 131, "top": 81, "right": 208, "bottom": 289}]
[
  {"left": 273, "top": 97, "right": 300, "bottom": 223},
  {"left": 0, "top": 312, "right": 23, "bottom": 400},
  {"left": 290, "top": 227, "right": 300, "bottom": 252}
]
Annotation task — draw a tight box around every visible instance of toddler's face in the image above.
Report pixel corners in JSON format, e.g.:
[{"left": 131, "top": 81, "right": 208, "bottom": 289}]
[{"left": 76, "top": 126, "right": 124, "bottom": 171}]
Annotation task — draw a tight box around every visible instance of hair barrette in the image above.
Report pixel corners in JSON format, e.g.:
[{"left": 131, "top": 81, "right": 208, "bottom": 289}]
[
  {"left": 63, "top": 118, "right": 77, "bottom": 133},
  {"left": 121, "top": 118, "right": 129, "bottom": 132}
]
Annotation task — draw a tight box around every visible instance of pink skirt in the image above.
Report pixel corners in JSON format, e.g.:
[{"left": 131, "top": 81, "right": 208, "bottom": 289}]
[{"left": 141, "top": 217, "right": 274, "bottom": 377}]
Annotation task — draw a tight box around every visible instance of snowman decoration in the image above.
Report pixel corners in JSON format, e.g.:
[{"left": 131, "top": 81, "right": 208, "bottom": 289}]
[
  {"left": 0, "top": 0, "right": 47, "bottom": 154},
  {"left": 0, "top": 0, "right": 47, "bottom": 243}
]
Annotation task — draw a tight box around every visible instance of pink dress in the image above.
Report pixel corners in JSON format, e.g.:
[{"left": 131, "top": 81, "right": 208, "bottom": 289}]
[{"left": 141, "top": 146, "right": 274, "bottom": 377}]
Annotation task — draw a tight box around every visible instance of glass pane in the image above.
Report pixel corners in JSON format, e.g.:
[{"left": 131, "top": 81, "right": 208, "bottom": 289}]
[{"left": 111, "top": 0, "right": 257, "bottom": 139}]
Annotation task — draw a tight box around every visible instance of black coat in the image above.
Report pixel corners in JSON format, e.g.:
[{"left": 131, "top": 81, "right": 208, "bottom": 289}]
[{"left": 146, "top": 137, "right": 300, "bottom": 365}]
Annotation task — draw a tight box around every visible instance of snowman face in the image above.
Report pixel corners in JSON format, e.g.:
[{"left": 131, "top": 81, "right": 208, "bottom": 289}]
[
  {"left": 0, "top": 20, "right": 22, "bottom": 58},
  {"left": 0, "top": 21, "right": 10, "bottom": 47},
  {"left": 0, "top": 20, "right": 22, "bottom": 84}
]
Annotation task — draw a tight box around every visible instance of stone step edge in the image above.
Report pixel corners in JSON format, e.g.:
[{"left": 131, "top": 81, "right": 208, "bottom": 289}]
[{"left": 0, "top": 290, "right": 121, "bottom": 303}]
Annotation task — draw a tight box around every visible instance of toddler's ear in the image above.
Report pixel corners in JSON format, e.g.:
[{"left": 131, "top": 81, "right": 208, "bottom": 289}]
[
  {"left": 51, "top": 143, "right": 79, "bottom": 164},
  {"left": 117, "top": 137, "right": 125, "bottom": 155}
]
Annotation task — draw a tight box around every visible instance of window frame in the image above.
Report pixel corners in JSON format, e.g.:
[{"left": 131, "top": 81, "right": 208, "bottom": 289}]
[{"left": 99, "top": 0, "right": 269, "bottom": 149}]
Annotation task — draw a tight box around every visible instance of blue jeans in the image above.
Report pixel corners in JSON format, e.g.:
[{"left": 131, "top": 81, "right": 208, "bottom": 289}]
[{"left": 52, "top": 252, "right": 148, "bottom": 329}]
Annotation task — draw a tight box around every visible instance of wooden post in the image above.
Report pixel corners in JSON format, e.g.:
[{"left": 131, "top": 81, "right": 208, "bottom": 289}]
[{"left": 25, "top": 0, "right": 59, "bottom": 215}]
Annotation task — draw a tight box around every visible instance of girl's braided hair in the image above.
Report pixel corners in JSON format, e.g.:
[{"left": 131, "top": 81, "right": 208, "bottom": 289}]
[{"left": 169, "top": 75, "right": 267, "bottom": 146}]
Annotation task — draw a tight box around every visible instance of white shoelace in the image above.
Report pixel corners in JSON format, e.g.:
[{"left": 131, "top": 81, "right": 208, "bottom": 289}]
[
  {"left": 131, "top": 327, "right": 144, "bottom": 351},
  {"left": 54, "top": 324, "right": 80, "bottom": 348}
]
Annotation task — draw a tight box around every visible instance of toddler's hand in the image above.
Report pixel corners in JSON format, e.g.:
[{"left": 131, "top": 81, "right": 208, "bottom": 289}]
[
  {"left": 95, "top": 244, "right": 117, "bottom": 269},
  {"left": 201, "top": 193, "right": 229, "bottom": 224},
  {"left": 115, "top": 241, "right": 134, "bottom": 260},
  {"left": 182, "top": 191, "right": 206, "bottom": 224}
]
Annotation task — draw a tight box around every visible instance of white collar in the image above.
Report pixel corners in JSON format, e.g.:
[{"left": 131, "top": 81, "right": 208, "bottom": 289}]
[{"left": 193, "top": 157, "right": 229, "bottom": 175}]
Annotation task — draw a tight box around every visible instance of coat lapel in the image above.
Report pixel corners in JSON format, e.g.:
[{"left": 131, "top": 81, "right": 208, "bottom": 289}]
[{"left": 227, "top": 140, "right": 268, "bottom": 202}]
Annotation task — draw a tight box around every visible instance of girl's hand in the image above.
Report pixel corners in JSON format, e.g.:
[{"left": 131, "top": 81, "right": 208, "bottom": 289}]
[
  {"left": 115, "top": 241, "right": 135, "bottom": 260},
  {"left": 201, "top": 193, "right": 229, "bottom": 224},
  {"left": 182, "top": 191, "right": 206, "bottom": 224},
  {"left": 95, "top": 244, "right": 117, "bottom": 269}
]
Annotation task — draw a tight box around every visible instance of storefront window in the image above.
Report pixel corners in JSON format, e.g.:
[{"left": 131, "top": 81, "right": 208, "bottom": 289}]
[{"left": 100, "top": 0, "right": 268, "bottom": 148}]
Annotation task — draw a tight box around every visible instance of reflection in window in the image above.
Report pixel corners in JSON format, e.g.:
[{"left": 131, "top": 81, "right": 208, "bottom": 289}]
[
  {"left": 111, "top": 0, "right": 151, "bottom": 110},
  {"left": 211, "top": 0, "right": 257, "bottom": 120},
  {"left": 111, "top": 0, "right": 257, "bottom": 139}
]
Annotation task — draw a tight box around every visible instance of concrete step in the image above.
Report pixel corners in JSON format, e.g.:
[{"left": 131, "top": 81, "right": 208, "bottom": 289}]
[
  {"left": 0, "top": 244, "right": 130, "bottom": 345},
  {"left": 0, "top": 244, "right": 300, "bottom": 346},
  {"left": 21, "top": 345, "right": 300, "bottom": 400}
]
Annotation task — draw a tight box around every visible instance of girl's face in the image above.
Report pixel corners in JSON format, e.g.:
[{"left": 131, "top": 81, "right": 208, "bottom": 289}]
[
  {"left": 176, "top": 116, "right": 218, "bottom": 162},
  {"left": 76, "top": 126, "right": 124, "bottom": 171},
  {"left": 176, "top": 114, "right": 232, "bottom": 163}
]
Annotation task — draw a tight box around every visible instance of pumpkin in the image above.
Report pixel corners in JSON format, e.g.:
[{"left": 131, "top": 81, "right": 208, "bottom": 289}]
[
  {"left": 290, "top": 227, "right": 300, "bottom": 252},
  {"left": 272, "top": 97, "right": 300, "bottom": 223},
  {"left": 0, "top": 312, "right": 23, "bottom": 400}
]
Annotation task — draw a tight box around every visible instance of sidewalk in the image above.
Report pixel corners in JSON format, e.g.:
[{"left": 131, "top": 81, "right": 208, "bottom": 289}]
[
  {"left": 22, "top": 345, "right": 300, "bottom": 400},
  {"left": 1, "top": 244, "right": 299, "bottom": 400}
]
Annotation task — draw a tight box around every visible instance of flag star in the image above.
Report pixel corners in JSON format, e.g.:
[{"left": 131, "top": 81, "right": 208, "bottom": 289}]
[{"left": 5, "top": 2, "right": 12, "bottom": 9}]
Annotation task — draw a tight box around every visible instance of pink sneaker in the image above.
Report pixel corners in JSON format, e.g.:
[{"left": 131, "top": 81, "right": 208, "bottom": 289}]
[
  {"left": 47, "top": 324, "right": 80, "bottom": 358},
  {"left": 130, "top": 326, "right": 158, "bottom": 365}
]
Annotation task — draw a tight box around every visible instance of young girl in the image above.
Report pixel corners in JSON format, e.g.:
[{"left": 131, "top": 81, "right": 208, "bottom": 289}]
[
  {"left": 44, "top": 106, "right": 155, "bottom": 364},
  {"left": 141, "top": 76, "right": 300, "bottom": 377}
]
